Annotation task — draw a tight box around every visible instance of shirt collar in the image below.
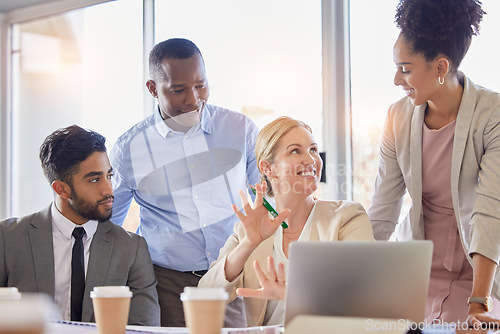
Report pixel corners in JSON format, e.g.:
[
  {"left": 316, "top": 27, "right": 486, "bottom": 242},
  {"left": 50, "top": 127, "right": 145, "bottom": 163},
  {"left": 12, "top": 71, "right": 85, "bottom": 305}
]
[
  {"left": 153, "top": 106, "right": 213, "bottom": 138},
  {"left": 51, "top": 203, "right": 99, "bottom": 240},
  {"left": 200, "top": 105, "right": 213, "bottom": 134}
]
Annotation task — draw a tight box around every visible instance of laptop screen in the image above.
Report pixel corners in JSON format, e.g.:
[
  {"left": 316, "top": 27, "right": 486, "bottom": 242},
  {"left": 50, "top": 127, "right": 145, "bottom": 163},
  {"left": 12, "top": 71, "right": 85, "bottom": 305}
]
[{"left": 284, "top": 241, "right": 433, "bottom": 325}]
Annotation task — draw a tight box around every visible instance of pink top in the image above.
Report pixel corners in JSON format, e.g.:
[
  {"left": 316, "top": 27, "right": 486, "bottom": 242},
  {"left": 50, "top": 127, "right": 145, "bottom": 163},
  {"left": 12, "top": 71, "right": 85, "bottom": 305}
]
[{"left": 422, "top": 120, "right": 500, "bottom": 323}]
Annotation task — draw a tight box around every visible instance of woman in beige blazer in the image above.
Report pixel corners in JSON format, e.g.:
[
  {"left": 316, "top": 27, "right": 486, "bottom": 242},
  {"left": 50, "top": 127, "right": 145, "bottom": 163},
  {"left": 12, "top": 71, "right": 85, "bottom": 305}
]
[
  {"left": 199, "top": 116, "right": 374, "bottom": 326},
  {"left": 368, "top": 0, "right": 500, "bottom": 327}
]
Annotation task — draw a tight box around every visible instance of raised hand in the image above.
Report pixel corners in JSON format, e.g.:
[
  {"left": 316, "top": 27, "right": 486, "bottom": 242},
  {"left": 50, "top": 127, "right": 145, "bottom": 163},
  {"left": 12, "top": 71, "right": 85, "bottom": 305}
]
[
  {"left": 224, "top": 182, "right": 290, "bottom": 282},
  {"left": 236, "top": 256, "right": 287, "bottom": 301},
  {"left": 232, "top": 181, "right": 290, "bottom": 247}
]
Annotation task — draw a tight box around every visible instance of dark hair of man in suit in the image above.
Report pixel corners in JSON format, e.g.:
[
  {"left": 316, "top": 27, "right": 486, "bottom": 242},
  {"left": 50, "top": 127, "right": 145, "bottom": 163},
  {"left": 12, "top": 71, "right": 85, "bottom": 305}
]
[
  {"left": 148, "top": 38, "right": 204, "bottom": 81},
  {"left": 39, "top": 125, "right": 107, "bottom": 186}
]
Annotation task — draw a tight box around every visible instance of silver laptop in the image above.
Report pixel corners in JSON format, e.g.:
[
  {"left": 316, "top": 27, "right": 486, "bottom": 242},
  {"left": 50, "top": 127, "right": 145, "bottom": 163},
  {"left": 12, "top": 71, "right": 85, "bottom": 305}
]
[{"left": 284, "top": 241, "right": 433, "bottom": 325}]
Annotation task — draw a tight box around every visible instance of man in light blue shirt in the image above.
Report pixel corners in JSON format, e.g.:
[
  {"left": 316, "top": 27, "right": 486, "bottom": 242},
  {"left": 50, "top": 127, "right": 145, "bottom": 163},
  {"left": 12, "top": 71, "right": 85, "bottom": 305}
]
[{"left": 110, "top": 38, "right": 260, "bottom": 327}]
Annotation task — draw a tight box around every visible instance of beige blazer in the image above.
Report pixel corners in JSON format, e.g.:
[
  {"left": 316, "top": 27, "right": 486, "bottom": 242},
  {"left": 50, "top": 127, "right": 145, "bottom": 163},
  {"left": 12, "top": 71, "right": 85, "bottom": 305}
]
[
  {"left": 199, "top": 200, "right": 374, "bottom": 326},
  {"left": 368, "top": 72, "right": 500, "bottom": 299}
]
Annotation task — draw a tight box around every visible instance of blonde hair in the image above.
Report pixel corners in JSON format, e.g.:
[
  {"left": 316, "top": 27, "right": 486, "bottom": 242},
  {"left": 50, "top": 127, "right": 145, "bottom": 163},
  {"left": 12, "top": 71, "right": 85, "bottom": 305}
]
[{"left": 255, "top": 116, "right": 312, "bottom": 196}]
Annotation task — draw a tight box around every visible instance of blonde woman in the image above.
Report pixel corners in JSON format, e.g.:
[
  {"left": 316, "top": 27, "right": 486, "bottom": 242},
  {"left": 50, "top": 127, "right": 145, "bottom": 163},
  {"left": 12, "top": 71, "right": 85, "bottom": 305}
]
[{"left": 199, "top": 116, "right": 374, "bottom": 326}]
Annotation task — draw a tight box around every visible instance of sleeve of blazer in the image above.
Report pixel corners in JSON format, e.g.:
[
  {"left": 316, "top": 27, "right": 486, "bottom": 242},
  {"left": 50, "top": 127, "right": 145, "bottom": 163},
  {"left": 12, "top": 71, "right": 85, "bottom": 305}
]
[
  {"left": 0, "top": 218, "right": 19, "bottom": 287},
  {"left": 0, "top": 220, "right": 7, "bottom": 287},
  {"left": 337, "top": 202, "right": 375, "bottom": 241},
  {"left": 198, "top": 223, "right": 245, "bottom": 303},
  {"left": 127, "top": 236, "right": 161, "bottom": 326},
  {"left": 368, "top": 103, "right": 407, "bottom": 240},
  {"left": 470, "top": 100, "right": 500, "bottom": 264}
]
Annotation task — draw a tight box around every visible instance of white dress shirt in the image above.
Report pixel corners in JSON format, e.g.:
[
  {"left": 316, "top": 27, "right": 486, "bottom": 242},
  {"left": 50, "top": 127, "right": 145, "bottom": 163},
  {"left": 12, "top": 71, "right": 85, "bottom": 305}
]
[{"left": 51, "top": 203, "right": 98, "bottom": 320}]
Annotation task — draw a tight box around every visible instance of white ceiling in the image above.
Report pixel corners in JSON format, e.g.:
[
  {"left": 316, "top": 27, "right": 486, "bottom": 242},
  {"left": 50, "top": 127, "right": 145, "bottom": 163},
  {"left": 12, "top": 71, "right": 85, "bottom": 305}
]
[{"left": 0, "top": 0, "right": 56, "bottom": 13}]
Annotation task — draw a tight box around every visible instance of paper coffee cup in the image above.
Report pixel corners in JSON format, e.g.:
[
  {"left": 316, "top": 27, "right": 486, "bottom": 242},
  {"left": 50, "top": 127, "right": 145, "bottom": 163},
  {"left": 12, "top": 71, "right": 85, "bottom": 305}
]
[
  {"left": 0, "top": 293, "right": 50, "bottom": 334},
  {"left": 180, "top": 287, "right": 229, "bottom": 334},
  {"left": 0, "top": 287, "right": 21, "bottom": 300},
  {"left": 91, "top": 286, "right": 132, "bottom": 334}
]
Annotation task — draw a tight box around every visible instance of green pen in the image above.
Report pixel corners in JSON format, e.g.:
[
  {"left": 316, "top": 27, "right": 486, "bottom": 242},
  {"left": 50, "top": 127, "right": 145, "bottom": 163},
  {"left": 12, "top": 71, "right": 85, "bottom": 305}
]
[{"left": 250, "top": 187, "right": 288, "bottom": 229}]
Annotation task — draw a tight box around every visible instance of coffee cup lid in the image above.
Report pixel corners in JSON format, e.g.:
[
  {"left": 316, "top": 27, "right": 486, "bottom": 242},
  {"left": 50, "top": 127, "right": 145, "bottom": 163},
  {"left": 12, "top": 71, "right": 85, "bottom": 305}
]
[
  {"left": 0, "top": 287, "right": 21, "bottom": 299},
  {"left": 180, "top": 287, "right": 229, "bottom": 301},
  {"left": 90, "top": 286, "right": 132, "bottom": 298}
]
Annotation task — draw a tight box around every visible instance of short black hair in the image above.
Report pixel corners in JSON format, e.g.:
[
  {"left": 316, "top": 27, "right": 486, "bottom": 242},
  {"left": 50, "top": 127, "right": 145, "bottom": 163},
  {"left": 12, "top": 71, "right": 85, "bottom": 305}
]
[
  {"left": 149, "top": 38, "right": 203, "bottom": 81},
  {"left": 395, "top": 0, "right": 485, "bottom": 70},
  {"left": 39, "top": 125, "right": 106, "bottom": 185}
]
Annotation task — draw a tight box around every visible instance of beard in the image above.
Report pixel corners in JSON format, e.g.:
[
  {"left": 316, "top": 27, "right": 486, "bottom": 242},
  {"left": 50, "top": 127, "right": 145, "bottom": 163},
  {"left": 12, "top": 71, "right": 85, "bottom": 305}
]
[{"left": 68, "top": 190, "right": 113, "bottom": 223}]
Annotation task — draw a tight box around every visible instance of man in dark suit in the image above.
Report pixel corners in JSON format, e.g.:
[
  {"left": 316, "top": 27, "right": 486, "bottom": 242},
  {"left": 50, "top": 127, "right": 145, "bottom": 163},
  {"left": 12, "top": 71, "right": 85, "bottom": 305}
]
[{"left": 0, "top": 125, "right": 160, "bottom": 325}]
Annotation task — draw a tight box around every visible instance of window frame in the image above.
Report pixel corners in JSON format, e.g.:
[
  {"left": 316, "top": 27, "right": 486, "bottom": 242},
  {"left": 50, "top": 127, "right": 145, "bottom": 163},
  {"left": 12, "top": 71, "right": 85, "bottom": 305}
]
[
  {"left": 322, "top": 0, "right": 352, "bottom": 200},
  {"left": 0, "top": 12, "right": 10, "bottom": 219}
]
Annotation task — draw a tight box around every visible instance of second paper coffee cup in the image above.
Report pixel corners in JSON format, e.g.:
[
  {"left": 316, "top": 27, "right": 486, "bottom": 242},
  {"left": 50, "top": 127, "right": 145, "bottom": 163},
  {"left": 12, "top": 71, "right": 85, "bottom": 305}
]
[
  {"left": 91, "top": 286, "right": 132, "bottom": 334},
  {"left": 180, "top": 287, "right": 229, "bottom": 334}
]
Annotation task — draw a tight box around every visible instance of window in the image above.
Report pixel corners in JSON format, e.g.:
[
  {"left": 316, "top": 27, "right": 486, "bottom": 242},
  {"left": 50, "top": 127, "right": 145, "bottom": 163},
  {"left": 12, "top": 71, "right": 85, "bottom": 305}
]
[
  {"left": 5, "top": 0, "right": 499, "bottom": 220},
  {"left": 10, "top": 0, "right": 143, "bottom": 216},
  {"left": 3, "top": 0, "right": 324, "bottom": 219},
  {"left": 155, "top": 0, "right": 323, "bottom": 139},
  {"left": 460, "top": 0, "right": 500, "bottom": 93},
  {"left": 350, "top": 0, "right": 400, "bottom": 210},
  {"left": 155, "top": 0, "right": 325, "bottom": 198}
]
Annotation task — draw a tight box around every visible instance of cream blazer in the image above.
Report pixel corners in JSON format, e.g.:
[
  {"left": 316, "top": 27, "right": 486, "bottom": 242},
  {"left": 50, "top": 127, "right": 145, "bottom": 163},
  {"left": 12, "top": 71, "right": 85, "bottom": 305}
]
[
  {"left": 368, "top": 72, "right": 500, "bottom": 299},
  {"left": 198, "top": 200, "right": 374, "bottom": 327}
]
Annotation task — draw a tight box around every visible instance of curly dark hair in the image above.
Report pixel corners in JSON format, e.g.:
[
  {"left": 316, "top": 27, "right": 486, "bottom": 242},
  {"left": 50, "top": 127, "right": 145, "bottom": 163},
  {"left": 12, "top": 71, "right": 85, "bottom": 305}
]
[
  {"left": 395, "top": 0, "right": 485, "bottom": 70},
  {"left": 149, "top": 38, "right": 204, "bottom": 81},
  {"left": 39, "top": 125, "right": 106, "bottom": 185}
]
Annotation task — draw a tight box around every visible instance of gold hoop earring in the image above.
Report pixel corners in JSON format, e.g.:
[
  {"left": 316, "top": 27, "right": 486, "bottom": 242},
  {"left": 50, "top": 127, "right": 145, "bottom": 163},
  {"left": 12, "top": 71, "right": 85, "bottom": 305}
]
[{"left": 438, "top": 76, "right": 444, "bottom": 85}]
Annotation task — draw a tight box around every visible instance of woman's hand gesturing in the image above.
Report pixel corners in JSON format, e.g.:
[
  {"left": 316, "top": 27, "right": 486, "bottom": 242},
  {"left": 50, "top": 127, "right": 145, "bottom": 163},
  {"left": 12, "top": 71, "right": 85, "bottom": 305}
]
[
  {"left": 237, "top": 256, "right": 287, "bottom": 301},
  {"left": 232, "top": 181, "right": 290, "bottom": 247}
]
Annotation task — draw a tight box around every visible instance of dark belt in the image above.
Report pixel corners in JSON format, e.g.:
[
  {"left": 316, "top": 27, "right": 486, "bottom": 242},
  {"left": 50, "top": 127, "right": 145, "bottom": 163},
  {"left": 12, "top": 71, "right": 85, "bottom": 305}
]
[{"left": 188, "top": 270, "right": 208, "bottom": 278}]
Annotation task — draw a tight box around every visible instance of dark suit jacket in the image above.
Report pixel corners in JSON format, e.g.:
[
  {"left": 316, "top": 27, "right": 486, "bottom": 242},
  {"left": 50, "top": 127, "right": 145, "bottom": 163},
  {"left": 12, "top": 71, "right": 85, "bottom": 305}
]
[{"left": 0, "top": 206, "right": 160, "bottom": 326}]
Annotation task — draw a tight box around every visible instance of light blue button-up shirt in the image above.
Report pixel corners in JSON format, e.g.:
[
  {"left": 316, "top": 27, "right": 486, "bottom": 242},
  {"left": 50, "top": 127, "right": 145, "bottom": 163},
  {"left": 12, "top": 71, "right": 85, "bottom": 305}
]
[{"left": 109, "top": 105, "right": 260, "bottom": 271}]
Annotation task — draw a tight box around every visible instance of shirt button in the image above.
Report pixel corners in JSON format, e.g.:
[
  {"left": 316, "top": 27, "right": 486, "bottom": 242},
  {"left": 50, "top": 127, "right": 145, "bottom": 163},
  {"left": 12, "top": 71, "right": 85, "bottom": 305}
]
[
  {"left": 203, "top": 224, "right": 207, "bottom": 228},
  {"left": 195, "top": 195, "right": 198, "bottom": 199},
  {"left": 207, "top": 251, "right": 211, "bottom": 256},
  {"left": 190, "top": 165, "right": 194, "bottom": 168}
]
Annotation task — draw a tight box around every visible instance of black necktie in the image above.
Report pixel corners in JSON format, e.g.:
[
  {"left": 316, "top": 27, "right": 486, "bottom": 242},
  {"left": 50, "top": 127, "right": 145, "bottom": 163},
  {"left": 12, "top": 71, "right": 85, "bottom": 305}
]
[{"left": 71, "top": 227, "right": 86, "bottom": 321}]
